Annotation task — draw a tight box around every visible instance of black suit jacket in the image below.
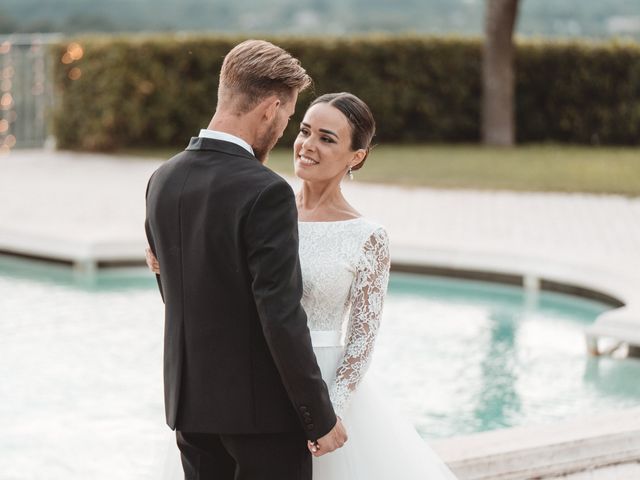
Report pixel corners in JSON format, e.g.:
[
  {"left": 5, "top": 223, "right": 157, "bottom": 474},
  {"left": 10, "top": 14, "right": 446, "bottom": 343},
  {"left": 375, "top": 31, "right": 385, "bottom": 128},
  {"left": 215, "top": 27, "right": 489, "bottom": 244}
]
[{"left": 145, "top": 137, "right": 336, "bottom": 440}]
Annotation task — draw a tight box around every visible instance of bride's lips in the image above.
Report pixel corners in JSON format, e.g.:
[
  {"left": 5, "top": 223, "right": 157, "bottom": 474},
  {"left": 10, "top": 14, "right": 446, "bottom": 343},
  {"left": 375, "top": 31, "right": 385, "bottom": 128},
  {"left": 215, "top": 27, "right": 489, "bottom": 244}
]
[{"left": 297, "top": 154, "right": 319, "bottom": 166}]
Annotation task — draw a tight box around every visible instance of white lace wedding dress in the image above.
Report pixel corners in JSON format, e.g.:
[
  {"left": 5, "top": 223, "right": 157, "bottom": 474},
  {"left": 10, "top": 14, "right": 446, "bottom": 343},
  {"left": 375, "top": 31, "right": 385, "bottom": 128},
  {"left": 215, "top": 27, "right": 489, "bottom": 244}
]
[
  {"left": 158, "top": 217, "right": 457, "bottom": 479},
  {"left": 299, "top": 218, "right": 457, "bottom": 479}
]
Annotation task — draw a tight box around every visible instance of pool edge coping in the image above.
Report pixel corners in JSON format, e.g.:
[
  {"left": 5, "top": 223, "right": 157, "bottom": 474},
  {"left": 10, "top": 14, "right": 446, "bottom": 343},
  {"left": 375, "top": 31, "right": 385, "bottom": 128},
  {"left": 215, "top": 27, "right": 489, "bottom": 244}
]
[{"left": 431, "top": 407, "right": 640, "bottom": 479}]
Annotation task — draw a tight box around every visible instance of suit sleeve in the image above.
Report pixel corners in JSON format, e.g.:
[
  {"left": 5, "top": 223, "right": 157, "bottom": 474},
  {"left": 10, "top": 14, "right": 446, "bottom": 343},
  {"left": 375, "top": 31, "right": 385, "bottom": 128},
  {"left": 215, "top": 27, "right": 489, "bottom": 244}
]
[
  {"left": 144, "top": 174, "right": 165, "bottom": 302},
  {"left": 245, "top": 179, "right": 337, "bottom": 440}
]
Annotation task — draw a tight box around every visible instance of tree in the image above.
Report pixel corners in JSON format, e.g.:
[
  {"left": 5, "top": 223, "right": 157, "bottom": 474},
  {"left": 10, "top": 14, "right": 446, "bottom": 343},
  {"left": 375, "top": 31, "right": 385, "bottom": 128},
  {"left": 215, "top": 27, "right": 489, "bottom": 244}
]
[{"left": 482, "top": 0, "right": 520, "bottom": 146}]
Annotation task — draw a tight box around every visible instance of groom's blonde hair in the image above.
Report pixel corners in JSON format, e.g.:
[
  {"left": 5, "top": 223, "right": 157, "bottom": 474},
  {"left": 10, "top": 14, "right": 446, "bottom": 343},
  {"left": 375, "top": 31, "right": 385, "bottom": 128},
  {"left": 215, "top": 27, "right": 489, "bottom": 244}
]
[{"left": 218, "top": 39, "right": 312, "bottom": 114}]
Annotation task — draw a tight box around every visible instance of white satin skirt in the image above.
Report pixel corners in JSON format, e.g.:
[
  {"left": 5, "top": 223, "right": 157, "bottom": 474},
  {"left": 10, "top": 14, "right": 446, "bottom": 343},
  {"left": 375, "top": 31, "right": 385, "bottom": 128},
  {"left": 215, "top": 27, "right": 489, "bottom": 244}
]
[{"left": 310, "top": 331, "right": 458, "bottom": 480}]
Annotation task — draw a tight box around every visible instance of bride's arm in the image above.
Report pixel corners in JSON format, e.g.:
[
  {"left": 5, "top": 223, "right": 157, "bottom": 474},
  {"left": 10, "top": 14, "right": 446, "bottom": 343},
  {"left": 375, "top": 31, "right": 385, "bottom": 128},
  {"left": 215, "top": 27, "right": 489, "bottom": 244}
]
[{"left": 330, "top": 227, "right": 390, "bottom": 417}]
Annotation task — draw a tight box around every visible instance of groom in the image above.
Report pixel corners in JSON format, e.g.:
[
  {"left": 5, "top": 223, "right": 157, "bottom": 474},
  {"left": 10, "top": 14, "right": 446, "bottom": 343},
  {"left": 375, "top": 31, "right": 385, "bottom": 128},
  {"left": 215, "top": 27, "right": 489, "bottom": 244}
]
[{"left": 145, "top": 40, "right": 346, "bottom": 479}]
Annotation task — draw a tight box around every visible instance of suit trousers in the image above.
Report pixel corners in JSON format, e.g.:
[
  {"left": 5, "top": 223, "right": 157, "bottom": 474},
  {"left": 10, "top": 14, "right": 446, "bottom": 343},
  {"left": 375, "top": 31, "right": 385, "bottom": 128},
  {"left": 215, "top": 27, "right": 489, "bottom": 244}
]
[{"left": 177, "top": 430, "right": 312, "bottom": 480}]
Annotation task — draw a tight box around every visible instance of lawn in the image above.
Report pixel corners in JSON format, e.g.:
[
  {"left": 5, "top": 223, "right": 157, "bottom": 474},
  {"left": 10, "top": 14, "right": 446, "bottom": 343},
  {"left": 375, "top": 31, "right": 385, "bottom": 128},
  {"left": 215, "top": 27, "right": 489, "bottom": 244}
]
[{"left": 120, "top": 144, "right": 640, "bottom": 196}]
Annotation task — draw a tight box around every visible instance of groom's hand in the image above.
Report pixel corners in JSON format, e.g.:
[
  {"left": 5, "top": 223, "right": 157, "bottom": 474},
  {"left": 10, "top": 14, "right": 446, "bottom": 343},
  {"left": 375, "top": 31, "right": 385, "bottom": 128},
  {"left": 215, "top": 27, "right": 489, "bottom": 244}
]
[{"left": 308, "top": 417, "right": 348, "bottom": 457}]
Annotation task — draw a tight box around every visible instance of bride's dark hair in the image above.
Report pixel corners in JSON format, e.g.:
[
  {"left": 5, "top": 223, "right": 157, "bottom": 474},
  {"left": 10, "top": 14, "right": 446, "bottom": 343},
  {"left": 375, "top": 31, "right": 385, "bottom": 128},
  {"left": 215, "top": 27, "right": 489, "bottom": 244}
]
[{"left": 309, "top": 92, "right": 375, "bottom": 171}]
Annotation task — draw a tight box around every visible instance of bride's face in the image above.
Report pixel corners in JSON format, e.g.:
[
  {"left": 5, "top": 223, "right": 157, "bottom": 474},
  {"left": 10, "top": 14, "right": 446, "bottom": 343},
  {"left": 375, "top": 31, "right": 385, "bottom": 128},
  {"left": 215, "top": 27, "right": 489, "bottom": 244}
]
[{"left": 293, "top": 103, "right": 364, "bottom": 183}]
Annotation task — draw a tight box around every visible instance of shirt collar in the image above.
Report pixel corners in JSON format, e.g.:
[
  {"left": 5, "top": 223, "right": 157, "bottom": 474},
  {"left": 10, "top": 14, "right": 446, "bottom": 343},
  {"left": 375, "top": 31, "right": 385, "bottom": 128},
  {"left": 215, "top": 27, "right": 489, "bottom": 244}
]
[{"left": 198, "top": 129, "right": 254, "bottom": 155}]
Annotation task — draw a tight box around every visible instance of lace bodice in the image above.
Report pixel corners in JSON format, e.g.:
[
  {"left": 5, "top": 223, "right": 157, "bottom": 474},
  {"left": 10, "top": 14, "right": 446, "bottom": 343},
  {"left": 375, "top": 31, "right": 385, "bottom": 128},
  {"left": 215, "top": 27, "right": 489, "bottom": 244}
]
[{"left": 298, "top": 218, "right": 390, "bottom": 416}]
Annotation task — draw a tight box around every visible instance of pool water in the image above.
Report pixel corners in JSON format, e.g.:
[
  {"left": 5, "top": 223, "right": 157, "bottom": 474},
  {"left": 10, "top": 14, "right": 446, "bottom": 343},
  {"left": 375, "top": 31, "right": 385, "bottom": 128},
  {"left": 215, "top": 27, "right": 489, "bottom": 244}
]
[
  {"left": 1, "top": 256, "right": 639, "bottom": 479},
  {"left": 377, "top": 274, "right": 640, "bottom": 439}
]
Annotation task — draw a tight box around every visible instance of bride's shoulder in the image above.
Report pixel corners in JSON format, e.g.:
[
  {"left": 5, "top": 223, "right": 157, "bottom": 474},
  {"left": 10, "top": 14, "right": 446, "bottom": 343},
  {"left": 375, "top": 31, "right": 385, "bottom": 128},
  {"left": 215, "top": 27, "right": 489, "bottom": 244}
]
[
  {"left": 353, "top": 216, "right": 385, "bottom": 230},
  {"left": 352, "top": 219, "right": 389, "bottom": 272},
  {"left": 352, "top": 217, "right": 388, "bottom": 243}
]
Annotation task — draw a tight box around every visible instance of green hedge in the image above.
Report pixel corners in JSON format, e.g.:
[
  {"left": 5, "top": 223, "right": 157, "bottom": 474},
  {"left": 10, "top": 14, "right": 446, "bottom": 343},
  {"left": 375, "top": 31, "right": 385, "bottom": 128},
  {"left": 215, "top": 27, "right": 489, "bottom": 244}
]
[
  {"left": 53, "top": 35, "right": 640, "bottom": 150},
  {"left": 515, "top": 40, "right": 640, "bottom": 144}
]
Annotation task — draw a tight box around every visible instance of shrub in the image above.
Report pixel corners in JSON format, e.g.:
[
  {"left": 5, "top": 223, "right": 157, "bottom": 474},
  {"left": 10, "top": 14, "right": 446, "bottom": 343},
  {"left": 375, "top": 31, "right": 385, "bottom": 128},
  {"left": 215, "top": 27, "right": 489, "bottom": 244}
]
[{"left": 52, "top": 34, "right": 640, "bottom": 150}]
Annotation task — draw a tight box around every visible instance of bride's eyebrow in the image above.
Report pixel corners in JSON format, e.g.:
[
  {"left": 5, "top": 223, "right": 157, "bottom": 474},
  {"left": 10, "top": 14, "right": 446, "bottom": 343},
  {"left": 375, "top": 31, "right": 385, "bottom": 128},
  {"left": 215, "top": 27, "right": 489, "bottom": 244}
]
[
  {"left": 300, "top": 122, "right": 340, "bottom": 139},
  {"left": 319, "top": 128, "right": 339, "bottom": 139}
]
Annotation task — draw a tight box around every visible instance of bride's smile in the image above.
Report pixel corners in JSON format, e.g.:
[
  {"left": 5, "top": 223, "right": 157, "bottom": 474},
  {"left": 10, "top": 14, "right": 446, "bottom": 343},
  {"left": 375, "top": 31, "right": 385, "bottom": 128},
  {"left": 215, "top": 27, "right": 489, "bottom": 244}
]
[{"left": 298, "top": 153, "right": 319, "bottom": 166}]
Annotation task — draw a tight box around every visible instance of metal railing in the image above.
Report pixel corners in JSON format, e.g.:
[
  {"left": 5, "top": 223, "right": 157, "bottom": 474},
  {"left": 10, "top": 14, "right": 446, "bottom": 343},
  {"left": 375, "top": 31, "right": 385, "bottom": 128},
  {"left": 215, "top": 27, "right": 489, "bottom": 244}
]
[{"left": 0, "top": 33, "right": 62, "bottom": 152}]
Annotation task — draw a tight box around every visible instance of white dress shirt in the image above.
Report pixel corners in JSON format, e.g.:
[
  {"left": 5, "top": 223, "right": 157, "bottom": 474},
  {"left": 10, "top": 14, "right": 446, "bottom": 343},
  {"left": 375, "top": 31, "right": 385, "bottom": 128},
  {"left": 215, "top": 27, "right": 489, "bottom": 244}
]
[{"left": 198, "top": 129, "right": 254, "bottom": 156}]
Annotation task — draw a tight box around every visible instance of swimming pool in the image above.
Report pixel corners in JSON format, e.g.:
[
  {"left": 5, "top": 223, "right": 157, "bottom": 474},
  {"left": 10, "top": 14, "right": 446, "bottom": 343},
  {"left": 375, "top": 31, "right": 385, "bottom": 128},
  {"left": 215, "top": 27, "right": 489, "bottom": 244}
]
[{"left": 1, "top": 256, "right": 639, "bottom": 479}]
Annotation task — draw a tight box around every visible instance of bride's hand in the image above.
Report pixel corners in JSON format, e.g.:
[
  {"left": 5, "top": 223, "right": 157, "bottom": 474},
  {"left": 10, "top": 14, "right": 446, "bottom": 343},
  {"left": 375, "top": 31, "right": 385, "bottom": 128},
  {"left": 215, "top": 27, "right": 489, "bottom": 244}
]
[
  {"left": 308, "top": 417, "right": 347, "bottom": 457},
  {"left": 145, "top": 247, "right": 161, "bottom": 274}
]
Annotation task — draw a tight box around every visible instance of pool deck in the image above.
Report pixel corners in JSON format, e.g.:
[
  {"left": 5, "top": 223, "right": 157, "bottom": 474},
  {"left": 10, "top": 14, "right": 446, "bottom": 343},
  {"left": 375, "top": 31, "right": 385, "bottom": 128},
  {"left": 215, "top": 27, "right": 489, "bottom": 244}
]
[{"left": 2, "top": 148, "right": 640, "bottom": 479}]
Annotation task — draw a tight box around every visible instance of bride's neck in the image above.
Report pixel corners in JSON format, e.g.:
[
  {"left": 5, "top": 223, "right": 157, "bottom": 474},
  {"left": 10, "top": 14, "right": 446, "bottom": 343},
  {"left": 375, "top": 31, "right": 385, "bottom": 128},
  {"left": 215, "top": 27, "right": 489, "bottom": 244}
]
[{"left": 297, "top": 180, "right": 349, "bottom": 219}]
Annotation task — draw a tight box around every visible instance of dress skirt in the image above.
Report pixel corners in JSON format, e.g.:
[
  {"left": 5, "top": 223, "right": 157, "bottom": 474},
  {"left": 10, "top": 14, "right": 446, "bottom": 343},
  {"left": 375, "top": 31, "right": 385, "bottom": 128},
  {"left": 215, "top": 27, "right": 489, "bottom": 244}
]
[{"left": 311, "top": 343, "right": 458, "bottom": 480}]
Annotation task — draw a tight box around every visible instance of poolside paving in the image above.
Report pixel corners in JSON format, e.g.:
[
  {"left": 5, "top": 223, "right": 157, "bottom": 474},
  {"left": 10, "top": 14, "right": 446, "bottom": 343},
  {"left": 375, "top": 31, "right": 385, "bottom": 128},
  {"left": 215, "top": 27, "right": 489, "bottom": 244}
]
[{"left": 2, "top": 148, "right": 639, "bottom": 282}]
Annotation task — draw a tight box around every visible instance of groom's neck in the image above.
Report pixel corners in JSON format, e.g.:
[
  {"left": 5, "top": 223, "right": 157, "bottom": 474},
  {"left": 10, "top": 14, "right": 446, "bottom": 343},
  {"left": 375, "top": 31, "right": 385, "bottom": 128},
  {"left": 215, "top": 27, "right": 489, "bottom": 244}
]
[{"left": 207, "top": 111, "right": 257, "bottom": 148}]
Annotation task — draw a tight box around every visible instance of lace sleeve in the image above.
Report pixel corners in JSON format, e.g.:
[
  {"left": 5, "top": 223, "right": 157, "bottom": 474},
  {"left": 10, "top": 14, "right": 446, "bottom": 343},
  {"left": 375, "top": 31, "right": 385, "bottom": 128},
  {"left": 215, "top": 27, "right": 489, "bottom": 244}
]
[{"left": 329, "top": 227, "right": 390, "bottom": 417}]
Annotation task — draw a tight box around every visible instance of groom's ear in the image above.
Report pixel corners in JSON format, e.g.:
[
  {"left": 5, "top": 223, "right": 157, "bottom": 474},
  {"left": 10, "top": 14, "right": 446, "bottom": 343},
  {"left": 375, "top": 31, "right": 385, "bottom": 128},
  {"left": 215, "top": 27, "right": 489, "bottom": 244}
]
[{"left": 260, "top": 95, "right": 281, "bottom": 122}]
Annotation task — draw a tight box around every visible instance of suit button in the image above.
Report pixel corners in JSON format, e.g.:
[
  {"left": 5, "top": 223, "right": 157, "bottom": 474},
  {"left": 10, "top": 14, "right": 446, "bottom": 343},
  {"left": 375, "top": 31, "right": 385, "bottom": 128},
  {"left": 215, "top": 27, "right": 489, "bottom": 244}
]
[{"left": 306, "top": 423, "right": 315, "bottom": 431}]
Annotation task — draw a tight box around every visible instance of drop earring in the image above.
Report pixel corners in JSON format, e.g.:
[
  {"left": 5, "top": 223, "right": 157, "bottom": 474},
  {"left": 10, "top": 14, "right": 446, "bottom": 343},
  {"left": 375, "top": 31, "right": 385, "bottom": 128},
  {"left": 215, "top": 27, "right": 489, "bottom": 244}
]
[{"left": 348, "top": 167, "right": 354, "bottom": 180}]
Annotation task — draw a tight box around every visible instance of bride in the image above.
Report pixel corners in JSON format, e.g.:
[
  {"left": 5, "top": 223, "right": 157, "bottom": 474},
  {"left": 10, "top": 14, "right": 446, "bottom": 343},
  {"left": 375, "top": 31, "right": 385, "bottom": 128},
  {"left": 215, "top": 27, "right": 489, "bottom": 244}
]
[{"left": 148, "top": 92, "right": 457, "bottom": 480}]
